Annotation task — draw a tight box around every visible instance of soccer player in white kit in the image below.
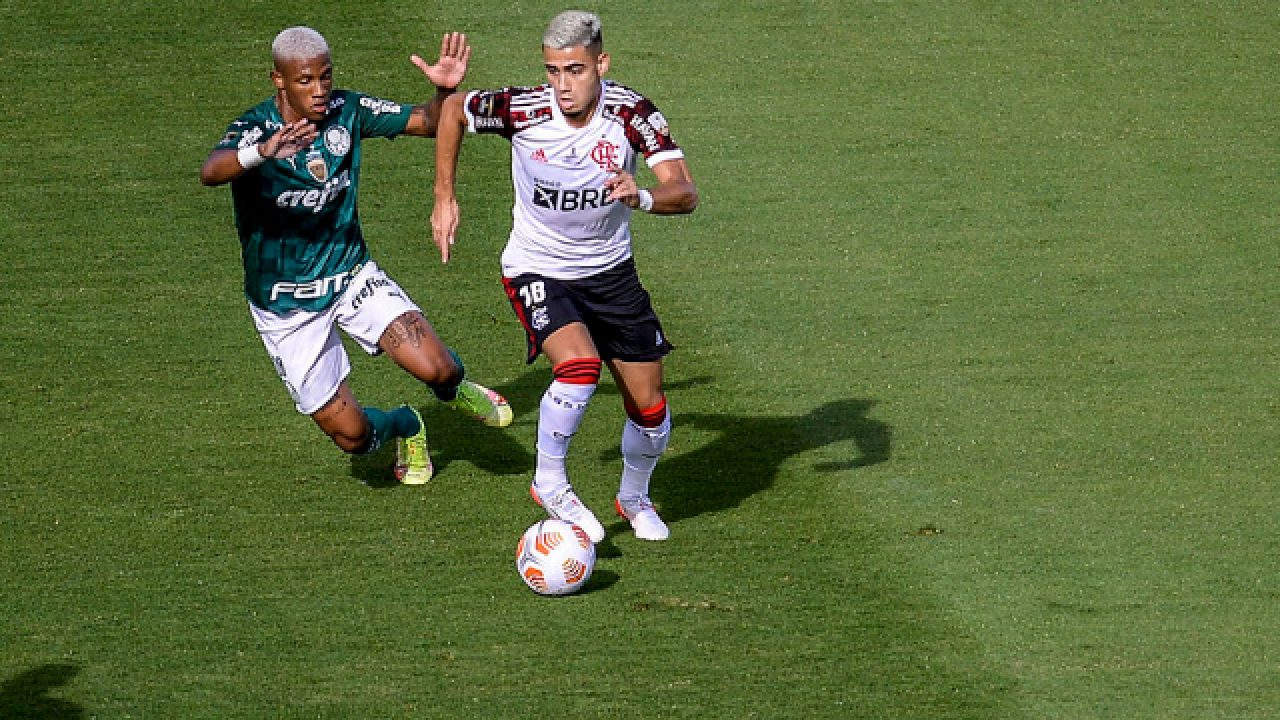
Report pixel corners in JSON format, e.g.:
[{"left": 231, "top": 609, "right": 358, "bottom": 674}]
[{"left": 432, "top": 10, "right": 698, "bottom": 541}]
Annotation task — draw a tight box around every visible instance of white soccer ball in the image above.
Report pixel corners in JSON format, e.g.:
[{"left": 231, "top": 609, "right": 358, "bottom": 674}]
[{"left": 516, "top": 519, "right": 596, "bottom": 596}]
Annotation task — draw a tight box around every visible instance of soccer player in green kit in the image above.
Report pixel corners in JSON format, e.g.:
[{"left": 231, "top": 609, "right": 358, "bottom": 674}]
[{"left": 201, "top": 27, "right": 510, "bottom": 485}]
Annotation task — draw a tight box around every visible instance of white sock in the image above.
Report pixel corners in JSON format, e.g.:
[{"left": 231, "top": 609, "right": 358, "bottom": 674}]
[
  {"left": 533, "top": 380, "right": 596, "bottom": 498},
  {"left": 618, "top": 409, "right": 671, "bottom": 500}
]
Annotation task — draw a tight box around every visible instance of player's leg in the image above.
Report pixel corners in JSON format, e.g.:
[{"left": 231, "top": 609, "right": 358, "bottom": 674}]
[
  {"left": 505, "top": 273, "right": 605, "bottom": 542},
  {"left": 379, "top": 311, "right": 512, "bottom": 428},
  {"left": 253, "top": 299, "right": 430, "bottom": 482},
  {"left": 309, "top": 382, "right": 431, "bottom": 483},
  {"left": 527, "top": 323, "right": 607, "bottom": 542},
  {"left": 586, "top": 259, "right": 674, "bottom": 540},
  {"left": 340, "top": 263, "right": 511, "bottom": 427},
  {"left": 607, "top": 358, "right": 672, "bottom": 541}
]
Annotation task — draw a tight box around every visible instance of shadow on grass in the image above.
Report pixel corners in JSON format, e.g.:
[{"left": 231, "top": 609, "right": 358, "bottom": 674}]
[
  {"left": 0, "top": 665, "right": 85, "bottom": 720},
  {"left": 348, "top": 369, "right": 555, "bottom": 487},
  {"left": 348, "top": 371, "right": 719, "bottom": 488},
  {"left": 652, "top": 398, "right": 891, "bottom": 524},
  {"left": 348, "top": 411, "right": 535, "bottom": 488}
]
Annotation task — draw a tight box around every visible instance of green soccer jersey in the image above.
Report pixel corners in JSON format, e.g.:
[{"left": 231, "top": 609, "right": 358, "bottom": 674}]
[{"left": 214, "top": 90, "right": 414, "bottom": 312}]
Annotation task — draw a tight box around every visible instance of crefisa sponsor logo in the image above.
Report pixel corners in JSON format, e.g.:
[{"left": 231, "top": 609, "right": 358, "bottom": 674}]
[
  {"left": 349, "top": 272, "right": 400, "bottom": 311},
  {"left": 276, "top": 169, "right": 351, "bottom": 213},
  {"left": 359, "top": 96, "right": 401, "bottom": 115}
]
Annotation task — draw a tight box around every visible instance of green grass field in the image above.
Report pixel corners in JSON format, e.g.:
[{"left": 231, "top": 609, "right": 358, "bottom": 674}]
[{"left": 3, "top": 0, "right": 1278, "bottom": 717}]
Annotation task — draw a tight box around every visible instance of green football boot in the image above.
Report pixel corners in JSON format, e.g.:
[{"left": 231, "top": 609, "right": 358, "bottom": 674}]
[{"left": 446, "top": 380, "right": 514, "bottom": 428}]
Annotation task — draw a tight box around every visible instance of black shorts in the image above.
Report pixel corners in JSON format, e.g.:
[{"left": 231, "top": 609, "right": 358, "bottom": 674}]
[{"left": 503, "top": 258, "right": 674, "bottom": 364}]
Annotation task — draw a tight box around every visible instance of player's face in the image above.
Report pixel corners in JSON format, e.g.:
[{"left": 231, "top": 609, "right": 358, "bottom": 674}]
[
  {"left": 543, "top": 45, "right": 609, "bottom": 124},
  {"left": 271, "top": 53, "right": 333, "bottom": 123}
]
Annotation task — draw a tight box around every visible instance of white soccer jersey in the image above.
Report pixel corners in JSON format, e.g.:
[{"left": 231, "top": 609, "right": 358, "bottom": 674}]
[{"left": 463, "top": 80, "right": 684, "bottom": 279}]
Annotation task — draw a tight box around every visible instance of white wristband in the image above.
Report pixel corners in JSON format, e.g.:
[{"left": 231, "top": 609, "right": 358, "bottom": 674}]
[
  {"left": 237, "top": 143, "right": 265, "bottom": 170},
  {"left": 637, "top": 188, "right": 654, "bottom": 212}
]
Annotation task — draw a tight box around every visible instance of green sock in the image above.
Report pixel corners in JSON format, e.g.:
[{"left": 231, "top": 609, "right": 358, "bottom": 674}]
[
  {"left": 357, "top": 407, "right": 396, "bottom": 455},
  {"left": 392, "top": 406, "right": 422, "bottom": 436},
  {"left": 429, "top": 348, "right": 466, "bottom": 403},
  {"left": 356, "top": 407, "right": 421, "bottom": 455}
]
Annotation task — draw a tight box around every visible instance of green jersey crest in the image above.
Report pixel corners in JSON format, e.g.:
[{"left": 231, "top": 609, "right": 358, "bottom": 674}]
[{"left": 214, "top": 90, "right": 413, "bottom": 312}]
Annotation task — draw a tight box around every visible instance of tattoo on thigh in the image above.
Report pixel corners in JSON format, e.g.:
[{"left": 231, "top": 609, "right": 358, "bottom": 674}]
[{"left": 385, "top": 314, "right": 428, "bottom": 350}]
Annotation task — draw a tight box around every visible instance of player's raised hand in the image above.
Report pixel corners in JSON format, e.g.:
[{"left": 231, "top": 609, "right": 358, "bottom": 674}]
[
  {"left": 431, "top": 195, "right": 460, "bottom": 264},
  {"left": 263, "top": 119, "right": 316, "bottom": 159},
  {"left": 411, "top": 32, "right": 471, "bottom": 91}
]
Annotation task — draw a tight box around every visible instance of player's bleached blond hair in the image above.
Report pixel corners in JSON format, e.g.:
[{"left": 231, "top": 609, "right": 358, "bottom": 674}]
[
  {"left": 543, "top": 10, "right": 603, "bottom": 52},
  {"left": 272, "top": 26, "right": 330, "bottom": 67}
]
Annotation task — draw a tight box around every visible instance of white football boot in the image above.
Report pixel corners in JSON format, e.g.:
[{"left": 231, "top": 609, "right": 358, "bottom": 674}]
[
  {"left": 531, "top": 484, "right": 606, "bottom": 544},
  {"left": 615, "top": 495, "right": 670, "bottom": 541}
]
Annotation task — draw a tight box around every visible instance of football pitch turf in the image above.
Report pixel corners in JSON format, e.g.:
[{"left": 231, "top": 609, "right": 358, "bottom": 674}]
[{"left": 2, "top": 1, "right": 1277, "bottom": 717}]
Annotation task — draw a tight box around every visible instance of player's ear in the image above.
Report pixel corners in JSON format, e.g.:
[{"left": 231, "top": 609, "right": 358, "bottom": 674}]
[
  {"left": 596, "top": 52, "right": 610, "bottom": 76},
  {"left": 270, "top": 69, "right": 285, "bottom": 90}
]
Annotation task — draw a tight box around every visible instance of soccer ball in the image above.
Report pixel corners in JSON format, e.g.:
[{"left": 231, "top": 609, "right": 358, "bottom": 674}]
[{"left": 516, "top": 519, "right": 596, "bottom": 596}]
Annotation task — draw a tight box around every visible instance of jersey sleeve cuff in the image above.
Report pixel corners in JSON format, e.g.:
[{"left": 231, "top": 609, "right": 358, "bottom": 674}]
[{"left": 645, "top": 149, "right": 685, "bottom": 168}]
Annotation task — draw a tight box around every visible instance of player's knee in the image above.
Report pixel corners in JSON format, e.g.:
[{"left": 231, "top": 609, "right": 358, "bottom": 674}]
[
  {"left": 553, "top": 357, "right": 602, "bottom": 386},
  {"left": 329, "top": 426, "right": 370, "bottom": 454},
  {"left": 421, "top": 346, "right": 463, "bottom": 389},
  {"left": 319, "top": 414, "right": 373, "bottom": 454},
  {"left": 625, "top": 394, "right": 668, "bottom": 428}
]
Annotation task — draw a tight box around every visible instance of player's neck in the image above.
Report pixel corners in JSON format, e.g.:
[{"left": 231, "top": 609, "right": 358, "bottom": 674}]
[
  {"left": 563, "top": 98, "right": 600, "bottom": 129},
  {"left": 274, "top": 95, "right": 304, "bottom": 124},
  {"left": 563, "top": 113, "right": 591, "bottom": 130}
]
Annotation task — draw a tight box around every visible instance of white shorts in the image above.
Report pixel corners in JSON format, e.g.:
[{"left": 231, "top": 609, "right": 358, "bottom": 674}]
[{"left": 250, "top": 262, "right": 421, "bottom": 415}]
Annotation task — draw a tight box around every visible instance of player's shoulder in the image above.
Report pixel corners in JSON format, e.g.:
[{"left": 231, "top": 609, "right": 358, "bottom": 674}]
[
  {"left": 330, "top": 88, "right": 404, "bottom": 117},
  {"left": 472, "top": 84, "right": 554, "bottom": 107},
  {"left": 218, "top": 98, "right": 277, "bottom": 148},
  {"left": 601, "top": 80, "right": 654, "bottom": 110},
  {"left": 233, "top": 97, "right": 278, "bottom": 124},
  {"left": 469, "top": 85, "right": 555, "bottom": 131}
]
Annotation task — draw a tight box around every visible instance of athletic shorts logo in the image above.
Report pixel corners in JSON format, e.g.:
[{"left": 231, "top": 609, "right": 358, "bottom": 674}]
[
  {"left": 348, "top": 272, "right": 399, "bottom": 311},
  {"left": 531, "top": 306, "right": 550, "bottom": 331}
]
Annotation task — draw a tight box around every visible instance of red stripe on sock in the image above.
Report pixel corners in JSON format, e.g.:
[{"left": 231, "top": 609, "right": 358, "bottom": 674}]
[
  {"left": 553, "top": 358, "right": 602, "bottom": 385},
  {"left": 626, "top": 396, "right": 668, "bottom": 427}
]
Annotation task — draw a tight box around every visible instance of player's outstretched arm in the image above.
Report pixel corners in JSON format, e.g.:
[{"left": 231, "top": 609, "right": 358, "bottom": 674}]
[
  {"left": 604, "top": 158, "right": 699, "bottom": 215},
  {"left": 199, "top": 120, "right": 317, "bottom": 186},
  {"left": 430, "top": 93, "right": 469, "bottom": 263},
  {"left": 405, "top": 32, "right": 471, "bottom": 138}
]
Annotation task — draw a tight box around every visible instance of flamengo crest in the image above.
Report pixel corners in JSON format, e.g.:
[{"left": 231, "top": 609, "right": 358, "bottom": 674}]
[{"left": 590, "top": 140, "right": 619, "bottom": 170}]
